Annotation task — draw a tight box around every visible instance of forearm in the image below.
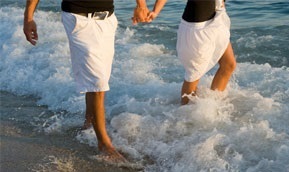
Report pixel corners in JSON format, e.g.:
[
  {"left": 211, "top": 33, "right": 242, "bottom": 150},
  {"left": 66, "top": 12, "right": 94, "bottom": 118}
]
[
  {"left": 24, "top": 0, "right": 40, "bottom": 22},
  {"left": 136, "top": 0, "right": 147, "bottom": 8},
  {"left": 152, "top": 0, "right": 167, "bottom": 15}
]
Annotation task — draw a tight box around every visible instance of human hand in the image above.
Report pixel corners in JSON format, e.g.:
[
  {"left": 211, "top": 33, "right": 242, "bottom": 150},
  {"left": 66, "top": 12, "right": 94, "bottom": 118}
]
[
  {"left": 23, "top": 19, "right": 38, "bottom": 45},
  {"left": 146, "top": 11, "right": 158, "bottom": 22},
  {"left": 132, "top": 6, "right": 150, "bottom": 25}
]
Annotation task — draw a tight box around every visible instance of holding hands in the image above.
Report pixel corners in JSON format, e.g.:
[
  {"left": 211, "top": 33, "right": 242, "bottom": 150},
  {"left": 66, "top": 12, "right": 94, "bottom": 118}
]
[
  {"left": 132, "top": 6, "right": 158, "bottom": 25},
  {"left": 132, "top": 6, "right": 150, "bottom": 24},
  {"left": 132, "top": 0, "right": 166, "bottom": 25}
]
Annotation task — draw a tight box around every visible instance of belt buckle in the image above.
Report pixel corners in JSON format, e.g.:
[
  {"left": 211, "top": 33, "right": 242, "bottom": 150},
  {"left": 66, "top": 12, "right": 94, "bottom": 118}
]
[{"left": 92, "top": 11, "right": 109, "bottom": 20}]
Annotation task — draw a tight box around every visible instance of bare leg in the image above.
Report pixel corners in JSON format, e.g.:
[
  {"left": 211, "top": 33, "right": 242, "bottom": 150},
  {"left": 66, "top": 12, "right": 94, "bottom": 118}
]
[
  {"left": 86, "top": 92, "right": 127, "bottom": 163},
  {"left": 181, "top": 79, "right": 199, "bottom": 105},
  {"left": 83, "top": 111, "right": 92, "bottom": 130},
  {"left": 211, "top": 43, "right": 236, "bottom": 91}
]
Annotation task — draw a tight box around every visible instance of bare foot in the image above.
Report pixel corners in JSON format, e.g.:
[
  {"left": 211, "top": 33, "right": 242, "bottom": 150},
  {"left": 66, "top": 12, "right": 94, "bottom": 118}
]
[
  {"left": 181, "top": 91, "right": 199, "bottom": 105},
  {"left": 98, "top": 144, "right": 128, "bottom": 163}
]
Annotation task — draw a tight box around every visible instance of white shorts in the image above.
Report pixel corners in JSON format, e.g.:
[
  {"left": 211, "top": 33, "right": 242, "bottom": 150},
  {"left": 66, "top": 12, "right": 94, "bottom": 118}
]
[
  {"left": 62, "top": 12, "right": 118, "bottom": 93},
  {"left": 176, "top": 9, "right": 230, "bottom": 82}
]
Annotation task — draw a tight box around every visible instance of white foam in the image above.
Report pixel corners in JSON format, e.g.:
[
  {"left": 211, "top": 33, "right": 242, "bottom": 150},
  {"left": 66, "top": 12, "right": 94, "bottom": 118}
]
[{"left": 1, "top": 7, "right": 289, "bottom": 172}]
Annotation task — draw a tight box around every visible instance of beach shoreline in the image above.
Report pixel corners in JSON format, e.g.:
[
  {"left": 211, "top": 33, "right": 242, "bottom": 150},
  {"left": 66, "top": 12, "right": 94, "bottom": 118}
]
[{"left": 0, "top": 92, "right": 140, "bottom": 172}]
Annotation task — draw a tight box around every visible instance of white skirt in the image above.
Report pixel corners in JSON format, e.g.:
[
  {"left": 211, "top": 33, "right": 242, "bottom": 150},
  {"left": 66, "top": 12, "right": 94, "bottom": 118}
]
[
  {"left": 176, "top": 8, "right": 231, "bottom": 82},
  {"left": 62, "top": 12, "right": 118, "bottom": 93}
]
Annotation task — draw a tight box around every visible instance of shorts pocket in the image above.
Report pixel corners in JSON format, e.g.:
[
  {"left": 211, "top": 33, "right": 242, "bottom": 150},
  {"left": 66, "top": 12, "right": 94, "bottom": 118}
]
[
  {"left": 62, "top": 12, "right": 78, "bottom": 34},
  {"left": 108, "top": 14, "right": 118, "bottom": 32},
  {"left": 71, "top": 14, "right": 89, "bottom": 34}
]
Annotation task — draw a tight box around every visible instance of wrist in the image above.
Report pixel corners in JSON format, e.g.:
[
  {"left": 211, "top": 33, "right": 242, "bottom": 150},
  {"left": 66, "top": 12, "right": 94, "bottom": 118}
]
[
  {"left": 24, "top": 17, "right": 34, "bottom": 22},
  {"left": 151, "top": 10, "right": 159, "bottom": 16},
  {"left": 136, "top": 5, "right": 147, "bottom": 10},
  {"left": 24, "top": 11, "right": 34, "bottom": 22}
]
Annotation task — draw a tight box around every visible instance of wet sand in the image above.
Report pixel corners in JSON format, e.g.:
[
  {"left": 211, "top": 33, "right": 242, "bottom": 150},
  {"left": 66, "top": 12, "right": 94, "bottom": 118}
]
[{"left": 0, "top": 92, "right": 141, "bottom": 172}]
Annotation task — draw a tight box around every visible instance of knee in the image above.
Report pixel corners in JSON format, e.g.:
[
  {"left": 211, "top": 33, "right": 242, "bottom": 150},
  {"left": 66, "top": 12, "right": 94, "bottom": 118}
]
[
  {"left": 228, "top": 60, "right": 237, "bottom": 72},
  {"left": 220, "top": 60, "right": 236, "bottom": 73}
]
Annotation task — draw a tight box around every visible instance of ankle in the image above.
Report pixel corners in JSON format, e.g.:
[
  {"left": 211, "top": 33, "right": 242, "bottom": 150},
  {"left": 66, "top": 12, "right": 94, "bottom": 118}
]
[{"left": 98, "top": 141, "right": 114, "bottom": 151}]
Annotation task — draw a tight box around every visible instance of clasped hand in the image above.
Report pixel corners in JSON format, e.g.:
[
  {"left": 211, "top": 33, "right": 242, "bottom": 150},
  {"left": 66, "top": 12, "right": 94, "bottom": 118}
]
[{"left": 132, "top": 6, "right": 158, "bottom": 25}]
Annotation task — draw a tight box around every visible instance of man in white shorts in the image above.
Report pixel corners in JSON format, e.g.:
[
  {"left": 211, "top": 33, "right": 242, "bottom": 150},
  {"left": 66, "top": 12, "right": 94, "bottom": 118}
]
[{"left": 23, "top": 0, "right": 166, "bottom": 162}]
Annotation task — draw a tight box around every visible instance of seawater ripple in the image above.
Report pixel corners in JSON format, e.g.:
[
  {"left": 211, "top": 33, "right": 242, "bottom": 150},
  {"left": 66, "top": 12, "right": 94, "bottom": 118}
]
[{"left": 1, "top": 1, "right": 289, "bottom": 171}]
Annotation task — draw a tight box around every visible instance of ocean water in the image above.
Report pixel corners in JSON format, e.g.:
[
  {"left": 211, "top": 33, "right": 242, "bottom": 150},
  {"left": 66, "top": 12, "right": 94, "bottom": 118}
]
[{"left": 1, "top": 0, "right": 289, "bottom": 171}]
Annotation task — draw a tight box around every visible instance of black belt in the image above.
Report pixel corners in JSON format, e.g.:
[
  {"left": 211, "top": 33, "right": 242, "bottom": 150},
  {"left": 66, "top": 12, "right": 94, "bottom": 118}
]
[{"left": 74, "top": 11, "right": 113, "bottom": 19}]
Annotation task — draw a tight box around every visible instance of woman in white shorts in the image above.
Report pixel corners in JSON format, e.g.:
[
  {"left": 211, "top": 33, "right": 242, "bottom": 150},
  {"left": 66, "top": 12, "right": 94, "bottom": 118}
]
[{"left": 177, "top": 0, "right": 236, "bottom": 104}]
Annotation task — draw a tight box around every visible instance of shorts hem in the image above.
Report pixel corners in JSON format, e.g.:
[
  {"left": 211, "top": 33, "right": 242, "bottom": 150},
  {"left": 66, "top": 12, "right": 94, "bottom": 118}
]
[
  {"left": 77, "top": 87, "right": 110, "bottom": 94},
  {"left": 184, "top": 76, "right": 201, "bottom": 83}
]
